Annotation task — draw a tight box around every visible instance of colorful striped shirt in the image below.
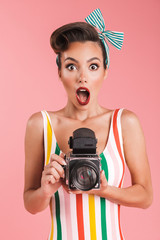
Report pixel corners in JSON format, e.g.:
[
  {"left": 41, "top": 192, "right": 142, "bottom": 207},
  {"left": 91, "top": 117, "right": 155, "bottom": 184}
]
[{"left": 41, "top": 108, "right": 126, "bottom": 240}]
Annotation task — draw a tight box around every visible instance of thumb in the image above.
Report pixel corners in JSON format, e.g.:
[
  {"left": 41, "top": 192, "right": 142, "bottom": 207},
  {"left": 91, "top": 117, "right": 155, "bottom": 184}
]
[
  {"left": 100, "top": 170, "right": 108, "bottom": 187},
  {"left": 60, "top": 152, "right": 65, "bottom": 159}
]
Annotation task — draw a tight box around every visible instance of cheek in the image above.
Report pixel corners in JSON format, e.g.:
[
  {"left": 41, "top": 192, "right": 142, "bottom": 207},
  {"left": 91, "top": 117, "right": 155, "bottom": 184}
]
[
  {"left": 89, "top": 68, "right": 105, "bottom": 79},
  {"left": 61, "top": 68, "right": 77, "bottom": 81},
  {"left": 90, "top": 74, "right": 104, "bottom": 94},
  {"left": 61, "top": 76, "right": 74, "bottom": 94},
  {"left": 60, "top": 71, "right": 74, "bottom": 88},
  {"left": 90, "top": 72, "right": 104, "bottom": 85},
  {"left": 61, "top": 70, "right": 70, "bottom": 80},
  {"left": 62, "top": 80, "right": 72, "bottom": 92}
]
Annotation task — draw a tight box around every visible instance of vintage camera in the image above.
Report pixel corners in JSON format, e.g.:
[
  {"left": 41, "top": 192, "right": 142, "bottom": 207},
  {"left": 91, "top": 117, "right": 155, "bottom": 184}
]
[{"left": 63, "top": 128, "right": 101, "bottom": 191}]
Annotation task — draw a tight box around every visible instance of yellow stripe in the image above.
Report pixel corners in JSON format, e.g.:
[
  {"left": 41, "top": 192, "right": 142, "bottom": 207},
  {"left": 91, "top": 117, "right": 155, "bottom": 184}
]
[
  {"left": 44, "top": 112, "right": 54, "bottom": 239},
  {"left": 46, "top": 113, "right": 52, "bottom": 165},
  {"left": 49, "top": 200, "right": 54, "bottom": 240},
  {"left": 89, "top": 195, "right": 97, "bottom": 240}
]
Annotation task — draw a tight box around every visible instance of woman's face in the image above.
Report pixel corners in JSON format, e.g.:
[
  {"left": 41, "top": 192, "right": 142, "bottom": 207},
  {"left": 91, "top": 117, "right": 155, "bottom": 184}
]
[{"left": 58, "top": 41, "right": 108, "bottom": 109}]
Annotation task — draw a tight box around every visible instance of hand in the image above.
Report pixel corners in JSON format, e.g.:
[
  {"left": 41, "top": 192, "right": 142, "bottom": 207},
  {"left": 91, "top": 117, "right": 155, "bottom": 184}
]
[
  {"left": 40, "top": 152, "right": 66, "bottom": 198},
  {"left": 62, "top": 170, "right": 108, "bottom": 196}
]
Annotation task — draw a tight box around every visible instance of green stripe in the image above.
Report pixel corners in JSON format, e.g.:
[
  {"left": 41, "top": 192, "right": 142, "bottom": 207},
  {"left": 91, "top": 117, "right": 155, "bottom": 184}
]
[
  {"left": 55, "top": 142, "right": 60, "bottom": 155},
  {"left": 100, "top": 152, "right": 108, "bottom": 240},
  {"left": 55, "top": 142, "right": 62, "bottom": 240},
  {"left": 55, "top": 192, "right": 62, "bottom": 240}
]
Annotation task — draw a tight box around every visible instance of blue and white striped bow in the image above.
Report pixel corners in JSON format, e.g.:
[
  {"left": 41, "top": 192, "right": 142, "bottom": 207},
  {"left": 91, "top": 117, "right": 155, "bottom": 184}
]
[{"left": 85, "top": 8, "right": 124, "bottom": 68}]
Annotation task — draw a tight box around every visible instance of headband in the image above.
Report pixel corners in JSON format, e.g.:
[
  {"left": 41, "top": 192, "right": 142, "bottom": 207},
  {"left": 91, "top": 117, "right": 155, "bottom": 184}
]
[
  {"left": 56, "top": 8, "right": 124, "bottom": 69},
  {"left": 85, "top": 8, "right": 124, "bottom": 68}
]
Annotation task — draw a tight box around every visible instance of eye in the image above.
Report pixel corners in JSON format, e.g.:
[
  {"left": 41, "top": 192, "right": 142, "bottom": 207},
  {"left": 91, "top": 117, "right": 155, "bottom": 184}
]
[
  {"left": 89, "top": 64, "right": 99, "bottom": 70},
  {"left": 66, "top": 64, "right": 77, "bottom": 71}
]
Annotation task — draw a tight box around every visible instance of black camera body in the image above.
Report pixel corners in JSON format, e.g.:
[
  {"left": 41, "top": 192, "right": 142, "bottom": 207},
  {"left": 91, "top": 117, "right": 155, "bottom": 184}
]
[{"left": 63, "top": 128, "right": 101, "bottom": 191}]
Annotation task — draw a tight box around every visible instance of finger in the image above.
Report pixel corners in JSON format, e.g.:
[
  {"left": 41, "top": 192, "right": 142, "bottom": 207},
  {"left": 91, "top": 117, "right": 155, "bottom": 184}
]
[
  {"left": 61, "top": 181, "right": 82, "bottom": 194},
  {"left": 61, "top": 182, "right": 70, "bottom": 194},
  {"left": 50, "top": 161, "right": 65, "bottom": 178},
  {"left": 84, "top": 189, "right": 96, "bottom": 195},
  {"left": 50, "top": 153, "right": 66, "bottom": 165},
  {"left": 100, "top": 170, "right": 108, "bottom": 187},
  {"left": 43, "top": 162, "right": 65, "bottom": 179},
  {"left": 43, "top": 167, "right": 62, "bottom": 180},
  {"left": 60, "top": 152, "right": 65, "bottom": 159},
  {"left": 44, "top": 175, "right": 57, "bottom": 184}
]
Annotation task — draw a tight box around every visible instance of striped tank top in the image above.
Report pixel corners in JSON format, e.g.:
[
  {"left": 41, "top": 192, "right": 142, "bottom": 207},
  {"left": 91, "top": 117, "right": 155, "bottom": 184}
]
[{"left": 41, "top": 108, "right": 126, "bottom": 240}]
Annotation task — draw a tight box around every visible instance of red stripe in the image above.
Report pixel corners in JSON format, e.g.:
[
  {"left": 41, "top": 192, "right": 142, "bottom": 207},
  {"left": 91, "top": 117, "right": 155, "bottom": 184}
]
[
  {"left": 113, "top": 109, "right": 125, "bottom": 187},
  {"left": 113, "top": 109, "right": 125, "bottom": 240},
  {"left": 76, "top": 194, "right": 85, "bottom": 240},
  {"left": 118, "top": 205, "right": 122, "bottom": 239}
]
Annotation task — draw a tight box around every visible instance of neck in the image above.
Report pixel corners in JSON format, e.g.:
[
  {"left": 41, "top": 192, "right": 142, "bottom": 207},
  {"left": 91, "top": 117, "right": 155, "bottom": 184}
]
[{"left": 63, "top": 100, "right": 105, "bottom": 121}]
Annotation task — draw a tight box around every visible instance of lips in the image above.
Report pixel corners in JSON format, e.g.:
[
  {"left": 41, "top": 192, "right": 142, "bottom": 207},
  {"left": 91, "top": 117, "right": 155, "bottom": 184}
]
[{"left": 76, "top": 87, "right": 90, "bottom": 105}]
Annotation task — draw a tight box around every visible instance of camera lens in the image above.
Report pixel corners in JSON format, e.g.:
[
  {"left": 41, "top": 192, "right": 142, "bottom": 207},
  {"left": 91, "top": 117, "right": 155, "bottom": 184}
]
[
  {"left": 70, "top": 160, "right": 99, "bottom": 191},
  {"left": 77, "top": 166, "right": 97, "bottom": 186}
]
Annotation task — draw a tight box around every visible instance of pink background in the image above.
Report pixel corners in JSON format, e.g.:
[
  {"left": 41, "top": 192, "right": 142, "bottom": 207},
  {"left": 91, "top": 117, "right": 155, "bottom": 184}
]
[{"left": 0, "top": 0, "right": 160, "bottom": 239}]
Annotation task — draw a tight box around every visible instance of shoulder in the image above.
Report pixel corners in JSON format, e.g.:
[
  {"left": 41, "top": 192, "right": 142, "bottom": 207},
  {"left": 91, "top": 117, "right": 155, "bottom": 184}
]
[
  {"left": 26, "top": 111, "right": 43, "bottom": 129},
  {"left": 25, "top": 111, "right": 44, "bottom": 140},
  {"left": 120, "top": 108, "right": 144, "bottom": 143},
  {"left": 121, "top": 109, "right": 140, "bottom": 126}
]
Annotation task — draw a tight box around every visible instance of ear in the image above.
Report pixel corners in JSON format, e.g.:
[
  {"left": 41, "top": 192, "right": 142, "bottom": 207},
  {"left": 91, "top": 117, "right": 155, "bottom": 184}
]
[
  {"left": 104, "top": 68, "right": 108, "bottom": 80},
  {"left": 58, "top": 69, "right": 61, "bottom": 79}
]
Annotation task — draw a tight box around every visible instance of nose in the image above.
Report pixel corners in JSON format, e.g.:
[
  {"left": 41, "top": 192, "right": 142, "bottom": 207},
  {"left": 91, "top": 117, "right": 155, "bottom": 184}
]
[{"left": 78, "top": 71, "right": 87, "bottom": 83}]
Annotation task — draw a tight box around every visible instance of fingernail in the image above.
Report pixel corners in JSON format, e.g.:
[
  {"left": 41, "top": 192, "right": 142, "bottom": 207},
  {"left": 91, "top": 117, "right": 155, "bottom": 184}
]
[{"left": 62, "top": 160, "right": 66, "bottom": 165}]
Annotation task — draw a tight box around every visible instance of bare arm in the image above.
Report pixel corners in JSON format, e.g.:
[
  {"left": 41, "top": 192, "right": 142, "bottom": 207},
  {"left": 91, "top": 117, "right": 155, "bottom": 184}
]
[
  {"left": 23, "top": 112, "right": 65, "bottom": 214},
  {"left": 68, "top": 110, "right": 153, "bottom": 208}
]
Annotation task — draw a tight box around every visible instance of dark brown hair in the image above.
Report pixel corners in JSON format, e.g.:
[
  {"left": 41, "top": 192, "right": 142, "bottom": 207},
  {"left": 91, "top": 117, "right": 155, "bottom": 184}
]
[{"left": 50, "top": 22, "right": 107, "bottom": 69}]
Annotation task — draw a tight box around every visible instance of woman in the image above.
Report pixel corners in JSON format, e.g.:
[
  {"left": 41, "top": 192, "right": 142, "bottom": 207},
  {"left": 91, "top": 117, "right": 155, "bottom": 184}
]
[{"left": 24, "top": 9, "right": 153, "bottom": 240}]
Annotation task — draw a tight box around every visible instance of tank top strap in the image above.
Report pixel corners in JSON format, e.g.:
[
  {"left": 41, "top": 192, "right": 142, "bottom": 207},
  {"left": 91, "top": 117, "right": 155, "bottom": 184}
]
[
  {"left": 41, "top": 110, "right": 58, "bottom": 166},
  {"left": 112, "top": 108, "right": 125, "bottom": 162}
]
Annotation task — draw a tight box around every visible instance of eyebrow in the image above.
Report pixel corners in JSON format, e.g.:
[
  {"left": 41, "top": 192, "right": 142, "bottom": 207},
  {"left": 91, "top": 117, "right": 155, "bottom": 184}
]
[
  {"left": 64, "top": 57, "right": 78, "bottom": 63},
  {"left": 87, "top": 57, "right": 101, "bottom": 63},
  {"left": 64, "top": 57, "right": 101, "bottom": 63}
]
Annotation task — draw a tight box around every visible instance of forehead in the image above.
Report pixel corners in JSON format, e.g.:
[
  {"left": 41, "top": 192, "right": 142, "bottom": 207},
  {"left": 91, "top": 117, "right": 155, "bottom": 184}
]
[{"left": 61, "top": 41, "right": 103, "bottom": 60}]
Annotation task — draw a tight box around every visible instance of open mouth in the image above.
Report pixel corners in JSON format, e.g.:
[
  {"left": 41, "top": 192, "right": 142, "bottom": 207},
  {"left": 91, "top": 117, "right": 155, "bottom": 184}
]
[{"left": 76, "top": 87, "right": 90, "bottom": 105}]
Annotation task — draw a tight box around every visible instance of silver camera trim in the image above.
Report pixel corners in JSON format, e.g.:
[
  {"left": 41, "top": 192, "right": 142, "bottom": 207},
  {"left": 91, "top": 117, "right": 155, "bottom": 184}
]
[{"left": 64, "top": 153, "right": 101, "bottom": 190}]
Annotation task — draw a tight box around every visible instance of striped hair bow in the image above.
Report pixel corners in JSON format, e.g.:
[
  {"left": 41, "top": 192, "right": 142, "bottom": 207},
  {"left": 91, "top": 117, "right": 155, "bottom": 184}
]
[{"left": 85, "top": 8, "right": 124, "bottom": 68}]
